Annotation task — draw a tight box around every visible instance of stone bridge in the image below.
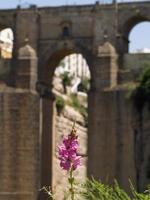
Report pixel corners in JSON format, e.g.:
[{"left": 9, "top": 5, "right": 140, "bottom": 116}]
[{"left": 0, "top": 1, "right": 150, "bottom": 200}]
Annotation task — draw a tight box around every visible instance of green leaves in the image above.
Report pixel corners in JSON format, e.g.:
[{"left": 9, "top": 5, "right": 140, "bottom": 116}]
[
  {"left": 40, "top": 186, "right": 55, "bottom": 200},
  {"left": 132, "top": 64, "right": 150, "bottom": 112},
  {"left": 61, "top": 71, "right": 72, "bottom": 93},
  {"left": 81, "top": 178, "right": 150, "bottom": 200},
  {"left": 40, "top": 179, "right": 150, "bottom": 200},
  {"left": 78, "top": 78, "right": 90, "bottom": 93},
  {"left": 55, "top": 95, "right": 65, "bottom": 114}
]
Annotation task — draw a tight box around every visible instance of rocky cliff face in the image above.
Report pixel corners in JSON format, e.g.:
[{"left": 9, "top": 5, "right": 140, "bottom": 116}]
[{"left": 53, "top": 105, "right": 87, "bottom": 199}]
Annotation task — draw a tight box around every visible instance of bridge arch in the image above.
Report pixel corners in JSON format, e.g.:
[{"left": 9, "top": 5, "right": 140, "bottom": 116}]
[
  {"left": 38, "top": 41, "right": 93, "bottom": 85},
  {"left": 38, "top": 41, "right": 92, "bottom": 191}
]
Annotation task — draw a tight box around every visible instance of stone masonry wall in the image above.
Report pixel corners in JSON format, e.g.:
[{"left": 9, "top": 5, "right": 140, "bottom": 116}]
[
  {"left": 0, "top": 84, "right": 40, "bottom": 200},
  {"left": 120, "top": 54, "right": 150, "bottom": 83},
  {"left": 0, "top": 59, "right": 11, "bottom": 82}
]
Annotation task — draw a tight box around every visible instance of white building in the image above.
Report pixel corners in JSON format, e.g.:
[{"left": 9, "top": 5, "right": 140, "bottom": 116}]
[
  {"left": 54, "top": 53, "right": 90, "bottom": 94},
  {"left": 136, "top": 48, "right": 150, "bottom": 53},
  {"left": 55, "top": 53, "right": 90, "bottom": 79}
]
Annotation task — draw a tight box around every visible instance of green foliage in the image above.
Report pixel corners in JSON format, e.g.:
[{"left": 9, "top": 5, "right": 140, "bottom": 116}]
[
  {"left": 56, "top": 95, "right": 65, "bottom": 114},
  {"left": 81, "top": 178, "right": 150, "bottom": 200},
  {"left": 139, "top": 65, "right": 150, "bottom": 97},
  {"left": 78, "top": 78, "right": 90, "bottom": 93},
  {"left": 40, "top": 186, "right": 55, "bottom": 200},
  {"left": 130, "top": 181, "right": 150, "bottom": 200},
  {"left": 61, "top": 71, "right": 72, "bottom": 93},
  {"left": 69, "top": 94, "right": 80, "bottom": 110},
  {"left": 69, "top": 94, "right": 88, "bottom": 126},
  {"left": 132, "top": 64, "right": 150, "bottom": 112},
  {"left": 41, "top": 178, "right": 150, "bottom": 200}
]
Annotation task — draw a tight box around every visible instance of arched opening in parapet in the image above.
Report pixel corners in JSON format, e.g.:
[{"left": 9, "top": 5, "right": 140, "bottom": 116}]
[
  {"left": 129, "top": 22, "right": 150, "bottom": 53},
  {"left": 39, "top": 48, "right": 91, "bottom": 199},
  {"left": 52, "top": 53, "right": 90, "bottom": 198},
  {"left": 62, "top": 26, "right": 70, "bottom": 37},
  {"left": 0, "top": 28, "right": 13, "bottom": 59}
]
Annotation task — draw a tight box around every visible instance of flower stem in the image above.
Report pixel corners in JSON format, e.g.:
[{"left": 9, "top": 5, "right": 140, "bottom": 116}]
[{"left": 69, "top": 166, "right": 75, "bottom": 200}]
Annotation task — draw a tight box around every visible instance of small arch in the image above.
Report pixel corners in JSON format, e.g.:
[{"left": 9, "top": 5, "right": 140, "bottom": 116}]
[
  {"left": 122, "top": 15, "right": 149, "bottom": 53},
  {"left": 61, "top": 21, "right": 72, "bottom": 38},
  {"left": 62, "top": 26, "right": 70, "bottom": 37},
  {"left": 124, "top": 16, "right": 148, "bottom": 38},
  {"left": 129, "top": 22, "right": 150, "bottom": 53}
]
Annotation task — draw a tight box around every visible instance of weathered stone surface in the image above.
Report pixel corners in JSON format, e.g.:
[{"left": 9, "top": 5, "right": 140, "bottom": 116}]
[
  {"left": 0, "top": 86, "right": 40, "bottom": 200},
  {"left": 0, "top": 59, "right": 11, "bottom": 83},
  {"left": 120, "top": 53, "right": 150, "bottom": 83},
  {"left": 18, "top": 44, "right": 36, "bottom": 59},
  {"left": 133, "top": 103, "right": 150, "bottom": 192}
]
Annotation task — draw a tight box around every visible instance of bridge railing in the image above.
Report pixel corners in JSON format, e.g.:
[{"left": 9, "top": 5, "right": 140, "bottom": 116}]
[{"left": 96, "top": 0, "right": 149, "bottom": 4}]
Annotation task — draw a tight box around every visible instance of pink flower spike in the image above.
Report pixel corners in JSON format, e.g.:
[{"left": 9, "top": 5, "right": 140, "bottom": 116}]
[
  {"left": 57, "top": 125, "right": 81, "bottom": 171},
  {"left": 60, "top": 159, "right": 71, "bottom": 170},
  {"left": 72, "top": 156, "right": 81, "bottom": 170}
]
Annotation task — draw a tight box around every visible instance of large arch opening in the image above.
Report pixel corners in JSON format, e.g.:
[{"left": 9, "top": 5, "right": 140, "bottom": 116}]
[
  {"left": 0, "top": 27, "right": 14, "bottom": 83},
  {"left": 52, "top": 53, "right": 90, "bottom": 198},
  {"left": 0, "top": 28, "right": 13, "bottom": 58},
  {"left": 39, "top": 47, "right": 92, "bottom": 199}
]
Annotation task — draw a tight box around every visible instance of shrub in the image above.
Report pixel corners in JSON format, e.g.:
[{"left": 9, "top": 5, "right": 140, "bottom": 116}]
[
  {"left": 61, "top": 71, "right": 72, "bottom": 93},
  {"left": 132, "top": 64, "right": 150, "bottom": 112},
  {"left": 69, "top": 94, "right": 88, "bottom": 126},
  {"left": 69, "top": 94, "right": 80, "bottom": 110},
  {"left": 56, "top": 95, "right": 65, "bottom": 114},
  {"left": 78, "top": 78, "right": 90, "bottom": 93}
]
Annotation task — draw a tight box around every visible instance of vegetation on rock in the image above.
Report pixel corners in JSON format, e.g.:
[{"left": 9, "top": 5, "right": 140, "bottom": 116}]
[
  {"left": 56, "top": 95, "right": 65, "bottom": 114},
  {"left": 68, "top": 94, "right": 88, "bottom": 126},
  {"left": 132, "top": 64, "right": 150, "bottom": 112},
  {"left": 61, "top": 71, "right": 72, "bottom": 93},
  {"left": 78, "top": 78, "right": 90, "bottom": 93}
]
